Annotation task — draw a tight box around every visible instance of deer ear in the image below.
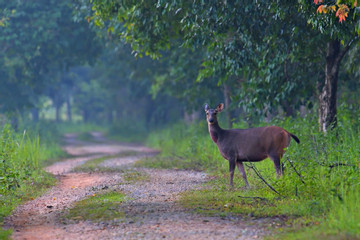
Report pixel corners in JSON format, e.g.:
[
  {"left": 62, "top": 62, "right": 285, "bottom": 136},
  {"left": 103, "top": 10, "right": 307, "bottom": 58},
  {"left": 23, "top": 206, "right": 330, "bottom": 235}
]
[
  {"left": 204, "top": 103, "right": 210, "bottom": 112},
  {"left": 216, "top": 103, "right": 224, "bottom": 112}
]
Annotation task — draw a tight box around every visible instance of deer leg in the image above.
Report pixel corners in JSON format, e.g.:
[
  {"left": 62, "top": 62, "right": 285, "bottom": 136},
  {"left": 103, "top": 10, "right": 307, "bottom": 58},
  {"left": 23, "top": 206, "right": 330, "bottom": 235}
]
[
  {"left": 236, "top": 161, "right": 249, "bottom": 187},
  {"left": 229, "top": 158, "right": 236, "bottom": 188},
  {"left": 281, "top": 162, "right": 285, "bottom": 174},
  {"left": 269, "top": 154, "right": 282, "bottom": 178}
]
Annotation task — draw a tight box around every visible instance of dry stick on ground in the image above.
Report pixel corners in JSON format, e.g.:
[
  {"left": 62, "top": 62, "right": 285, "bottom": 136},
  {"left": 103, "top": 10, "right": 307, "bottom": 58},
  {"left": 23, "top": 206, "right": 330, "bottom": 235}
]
[
  {"left": 237, "top": 195, "right": 268, "bottom": 201},
  {"left": 328, "top": 162, "right": 357, "bottom": 173},
  {"left": 286, "top": 157, "right": 305, "bottom": 185},
  {"left": 247, "top": 163, "right": 283, "bottom": 197}
]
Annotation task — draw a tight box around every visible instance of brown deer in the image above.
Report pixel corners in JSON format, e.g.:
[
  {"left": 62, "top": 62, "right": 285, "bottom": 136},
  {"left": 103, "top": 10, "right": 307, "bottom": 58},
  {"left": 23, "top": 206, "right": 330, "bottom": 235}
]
[{"left": 204, "top": 103, "right": 300, "bottom": 188}]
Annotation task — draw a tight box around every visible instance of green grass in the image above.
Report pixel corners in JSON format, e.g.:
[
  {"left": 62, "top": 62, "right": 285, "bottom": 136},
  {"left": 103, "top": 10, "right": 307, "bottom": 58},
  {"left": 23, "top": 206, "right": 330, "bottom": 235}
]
[
  {"left": 276, "top": 187, "right": 360, "bottom": 240},
  {"left": 0, "top": 123, "right": 64, "bottom": 238},
  {"left": 141, "top": 106, "right": 360, "bottom": 239},
  {"left": 104, "top": 119, "right": 149, "bottom": 143},
  {"left": 0, "top": 171, "right": 56, "bottom": 239},
  {"left": 57, "top": 122, "right": 107, "bottom": 135},
  {"left": 137, "top": 121, "right": 225, "bottom": 171},
  {"left": 63, "top": 191, "right": 126, "bottom": 222},
  {"left": 0, "top": 228, "right": 12, "bottom": 240},
  {"left": 122, "top": 170, "right": 150, "bottom": 183}
]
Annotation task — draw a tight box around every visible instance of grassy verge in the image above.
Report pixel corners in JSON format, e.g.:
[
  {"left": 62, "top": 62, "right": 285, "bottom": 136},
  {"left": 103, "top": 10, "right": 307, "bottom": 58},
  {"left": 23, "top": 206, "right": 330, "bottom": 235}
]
[
  {"left": 139, "top": 107, "right": 360, "bottom": 239},
  {"left": 106, "top": 120, "right": 149, "bottom": 144},
  {"left": 63, "top": 191, "right": 126, "bottom": 223},
  {"left": 0, "top": 124, "right": 62, "bottom": 238}
]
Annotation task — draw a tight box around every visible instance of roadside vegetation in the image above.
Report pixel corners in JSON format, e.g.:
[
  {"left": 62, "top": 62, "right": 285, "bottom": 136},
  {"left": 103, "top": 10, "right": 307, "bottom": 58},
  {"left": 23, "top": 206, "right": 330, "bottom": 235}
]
[
  {"left": 0, "top": 123, "right": 66, "bottom": 239},
  {"left": 63, "top": 191, "right": 127, "bottom": 223},
  {"left": 139, "top": 105, "right": 360, "bottom": 239}
]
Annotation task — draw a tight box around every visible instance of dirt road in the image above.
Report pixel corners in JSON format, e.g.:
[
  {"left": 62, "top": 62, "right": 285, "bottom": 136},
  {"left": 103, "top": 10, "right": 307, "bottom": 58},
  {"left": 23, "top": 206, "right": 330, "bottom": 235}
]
[{"left": 4, "top": 133, "right": 272, "bottom": 240}]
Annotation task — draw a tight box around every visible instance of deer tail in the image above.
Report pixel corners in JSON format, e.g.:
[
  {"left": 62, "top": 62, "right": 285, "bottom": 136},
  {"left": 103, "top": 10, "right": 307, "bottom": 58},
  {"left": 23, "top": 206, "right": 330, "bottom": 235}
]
[{"left": 290, "top": 133, "right": 300, "bottom": 144}]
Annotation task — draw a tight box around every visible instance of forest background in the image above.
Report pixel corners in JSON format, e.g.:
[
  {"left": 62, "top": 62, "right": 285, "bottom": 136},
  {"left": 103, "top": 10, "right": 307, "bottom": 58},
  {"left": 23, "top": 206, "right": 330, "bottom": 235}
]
[{"left": 1, "top": 0, "right": 360, "bottom": 239}]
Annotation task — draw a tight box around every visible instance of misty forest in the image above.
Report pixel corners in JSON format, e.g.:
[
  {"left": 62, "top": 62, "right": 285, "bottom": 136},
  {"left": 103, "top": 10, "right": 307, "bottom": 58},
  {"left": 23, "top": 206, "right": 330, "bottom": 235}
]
[{"left": 1, "top": 0, "right": 360, "bottom": 239}]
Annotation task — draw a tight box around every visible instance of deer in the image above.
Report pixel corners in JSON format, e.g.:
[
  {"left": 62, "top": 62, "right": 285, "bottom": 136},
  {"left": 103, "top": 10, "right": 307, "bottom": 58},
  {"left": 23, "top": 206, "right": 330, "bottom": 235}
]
[{"left": 204, "top": 103, "right": 300, "bottom": 188}]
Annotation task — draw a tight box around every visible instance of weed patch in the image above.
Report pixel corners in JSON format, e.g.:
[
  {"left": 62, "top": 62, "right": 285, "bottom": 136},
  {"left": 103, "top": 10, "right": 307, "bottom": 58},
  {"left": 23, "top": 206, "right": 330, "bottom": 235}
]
[
  {"left": 0, "top": 171, "right": 56, "bottom": 237},
  {"left": 63, "top": 191, "right": 126, "bottom": 222},
  {"left": 122, "top": 170, "right": 149, "bottom": 183},
  {"left": 0, "top": 123, "right": 64, "bottom": 237}
]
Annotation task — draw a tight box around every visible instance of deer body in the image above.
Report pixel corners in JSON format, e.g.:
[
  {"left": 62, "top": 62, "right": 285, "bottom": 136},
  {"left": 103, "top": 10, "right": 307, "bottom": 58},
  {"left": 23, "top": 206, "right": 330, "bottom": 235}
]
[{"left": 205, "top": 103, "right": 300, "bottom": 188}]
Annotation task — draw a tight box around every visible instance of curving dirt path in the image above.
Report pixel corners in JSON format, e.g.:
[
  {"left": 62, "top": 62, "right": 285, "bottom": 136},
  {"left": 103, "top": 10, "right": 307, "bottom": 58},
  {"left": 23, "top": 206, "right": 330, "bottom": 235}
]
[{"left": 4, "top": 132, "right": 273, "bottom": 240}]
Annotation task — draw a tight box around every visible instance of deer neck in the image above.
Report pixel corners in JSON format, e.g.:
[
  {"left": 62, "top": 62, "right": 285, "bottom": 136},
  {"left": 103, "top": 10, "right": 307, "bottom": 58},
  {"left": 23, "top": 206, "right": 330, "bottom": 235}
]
[{"left": 208, "top": 122, "right": 223, "bottom": 143}]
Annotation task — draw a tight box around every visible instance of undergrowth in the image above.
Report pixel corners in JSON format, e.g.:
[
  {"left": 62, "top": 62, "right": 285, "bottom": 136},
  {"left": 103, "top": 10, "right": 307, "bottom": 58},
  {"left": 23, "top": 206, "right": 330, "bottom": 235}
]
[
  {"left": 0, "top": 123, "right": 62, "bottom": 238},
  {"left": 141, "top": 105, "right": 360, "bottom": 239},
  {"left": 107, "top": 119, "right": 149, "bottom": 143}
]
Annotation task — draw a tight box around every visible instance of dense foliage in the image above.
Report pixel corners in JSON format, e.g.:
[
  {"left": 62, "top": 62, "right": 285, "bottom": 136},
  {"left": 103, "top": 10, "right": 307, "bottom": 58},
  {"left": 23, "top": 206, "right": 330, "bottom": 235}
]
[{"left": 77, "top": 0, "right": 360, "bottom": 131}]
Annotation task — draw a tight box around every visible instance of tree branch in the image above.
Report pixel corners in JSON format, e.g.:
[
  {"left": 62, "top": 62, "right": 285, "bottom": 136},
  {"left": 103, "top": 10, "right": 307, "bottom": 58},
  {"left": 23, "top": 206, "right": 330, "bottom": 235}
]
[{"left": 336, "top": 36, "right": 358, "bottom": 64}]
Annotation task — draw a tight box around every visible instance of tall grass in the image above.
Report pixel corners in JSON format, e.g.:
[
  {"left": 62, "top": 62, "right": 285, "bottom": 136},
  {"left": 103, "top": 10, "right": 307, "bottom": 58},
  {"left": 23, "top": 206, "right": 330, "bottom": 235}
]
[
  {"left": 327, "top": 188, "right": 360, "bottom": 236},
  {"left": 139, "top": 121, "right": 224, "bottom": 170},
  {"left": 0, "top": 124, "right": 62, "bottom": 238},
  {"left": 0, "top": 125, "right": 40, "bottom": 192},
  {"left": 142, "top": 106, "right": 360, "bottom": 238}
]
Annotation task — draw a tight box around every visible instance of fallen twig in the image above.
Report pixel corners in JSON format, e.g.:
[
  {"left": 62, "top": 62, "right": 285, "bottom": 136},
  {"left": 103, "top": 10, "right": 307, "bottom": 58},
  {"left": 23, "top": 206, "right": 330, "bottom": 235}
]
[
  {"left": 247, "top": 163, "right": 284, "bottom": 198},
  {"left": 286, "top": 157, "right": 305, "bottom": 185},
  {"left": 238, "top": 195, "right": 268, "bottom": 201},
  {"left": 329, "top": 162, "right": 355, "bottom": 169}
]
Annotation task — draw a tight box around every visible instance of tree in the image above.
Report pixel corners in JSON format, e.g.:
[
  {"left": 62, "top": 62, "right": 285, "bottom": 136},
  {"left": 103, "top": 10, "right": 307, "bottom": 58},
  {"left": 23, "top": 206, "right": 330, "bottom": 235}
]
[
  {"left": 80, "top": 0, "right": 360, "bottom": 131},
  {"left": 299, "top": 0, "right": 360, "bottom": 131},
  {"left": 0, "top": 0, "right": 101, "bottom": 122}
]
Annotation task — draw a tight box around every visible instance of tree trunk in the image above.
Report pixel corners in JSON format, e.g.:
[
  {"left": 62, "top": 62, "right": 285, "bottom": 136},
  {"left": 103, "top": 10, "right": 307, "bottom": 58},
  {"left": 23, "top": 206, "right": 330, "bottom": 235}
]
[
  {"left": 10, "top": 115, "right": 18, "bottom": 131},
  {"left": 83, "top": 109, "right": 89, "bottom": 123},
  {"left": 283, "top": 100, "right": 294, "bottom": 117},
  {"left": 223, "top": 84, "right": 232, "bottom": 128},
  {"left": 318, "top": 40, "right": 342, "bottom": 133},
  {"left": 56, "top": 104, "right": 61, "bottom": 123},
  {"left": 66, "top": 96, "right": 72, "bottom": 122},
  {"left": 31, "top": 108, "right": 39, "bottom": 122},
  {"left": 107, "top": 110, "right": 113, "bottom": 124}
]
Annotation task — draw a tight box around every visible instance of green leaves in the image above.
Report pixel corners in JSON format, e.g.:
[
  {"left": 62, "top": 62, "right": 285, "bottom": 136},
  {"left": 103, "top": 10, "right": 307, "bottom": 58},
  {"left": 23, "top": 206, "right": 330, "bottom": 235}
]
[{"left": 0, "top": 0, "right": 101, "bottom": 114}]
